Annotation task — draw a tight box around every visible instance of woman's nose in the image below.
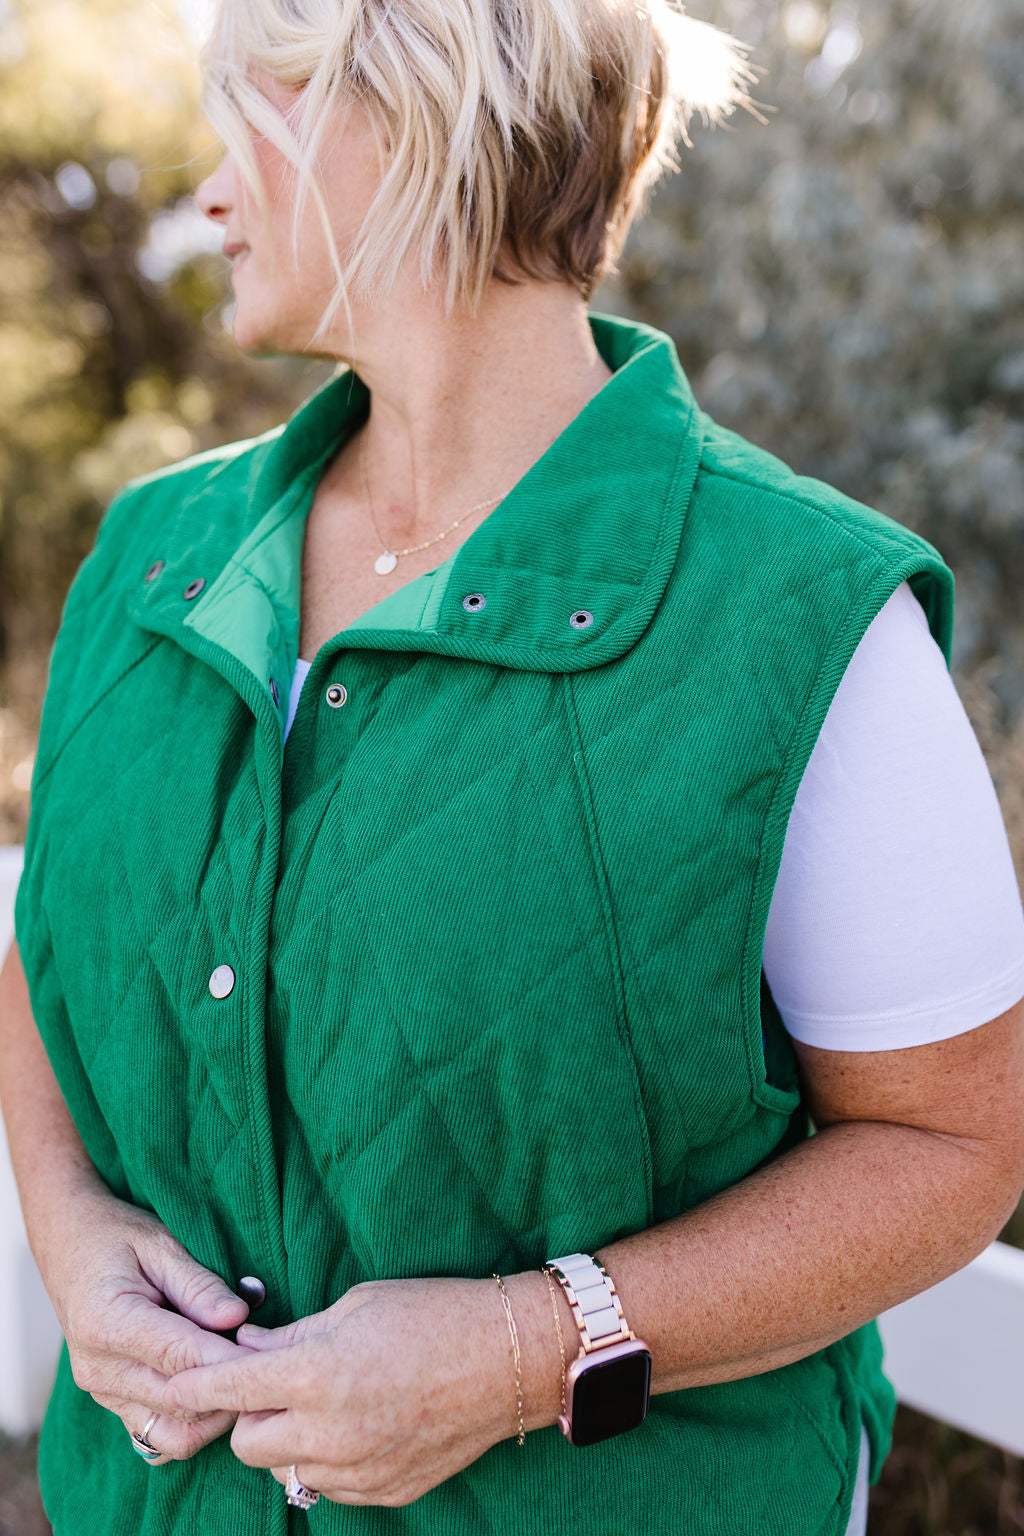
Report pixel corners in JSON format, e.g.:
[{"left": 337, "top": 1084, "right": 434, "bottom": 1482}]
[{"left": 195, "top": 155, "right": 235, "bottom": 226}]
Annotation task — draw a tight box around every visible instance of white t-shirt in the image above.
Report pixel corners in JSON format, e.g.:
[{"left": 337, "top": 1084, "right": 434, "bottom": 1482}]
[{"left": 284, "top": 581, "right": 1024, "bottom": 1052}]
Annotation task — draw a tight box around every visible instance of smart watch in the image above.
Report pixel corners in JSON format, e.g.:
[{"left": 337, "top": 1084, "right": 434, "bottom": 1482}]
[{"left": 544, "top": 1251, "right": 652, "bottom": 1447}]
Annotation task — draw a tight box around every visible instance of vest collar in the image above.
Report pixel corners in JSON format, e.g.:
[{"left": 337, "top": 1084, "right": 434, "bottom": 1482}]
[{"left": 129, "top": 312, "right": 703, "bottom": 694}]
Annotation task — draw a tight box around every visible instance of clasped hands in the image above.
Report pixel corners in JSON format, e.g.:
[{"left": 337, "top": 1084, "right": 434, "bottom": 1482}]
[
  {"left": 54, "top": 1192, "right": 532, "bottom": 1507},
  {"left": 162, "top": 1274, "right": 518, "bottom": 1507}
]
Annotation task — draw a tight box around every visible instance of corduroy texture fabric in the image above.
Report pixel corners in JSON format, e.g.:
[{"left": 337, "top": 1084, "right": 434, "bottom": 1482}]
[{"left": 16, "top": 313, "right": 954, "bottom": 1536}]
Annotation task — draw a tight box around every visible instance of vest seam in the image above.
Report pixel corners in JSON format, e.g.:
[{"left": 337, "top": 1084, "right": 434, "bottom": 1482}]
[
  {"left": 239, "top": 720, "right": 296, "bottom": 1322},
  {"left": 563, "top": 673, "right": 655, "bottom": 1227},
  {"left": 500, "top": 674, "right": 617, "bottom": 964}
]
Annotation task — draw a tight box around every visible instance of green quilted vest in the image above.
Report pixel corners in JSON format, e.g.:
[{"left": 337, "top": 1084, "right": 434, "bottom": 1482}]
[{"left": 16, "top": 313, "right": 954, "bottom": 1536}]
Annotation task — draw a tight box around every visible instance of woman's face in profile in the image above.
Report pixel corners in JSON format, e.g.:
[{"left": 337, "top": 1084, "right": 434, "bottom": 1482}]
[{"left": 196, "top": 73, "right": 385, "bottom": 356}]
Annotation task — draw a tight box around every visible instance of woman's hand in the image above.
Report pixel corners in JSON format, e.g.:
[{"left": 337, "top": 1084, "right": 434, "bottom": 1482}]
[
  {"left": 164, "top": 1276, "right": 531, "bottom": 1507},
  {"left": 49, "top": 1189, "right": 253, "bottom": 1464}
]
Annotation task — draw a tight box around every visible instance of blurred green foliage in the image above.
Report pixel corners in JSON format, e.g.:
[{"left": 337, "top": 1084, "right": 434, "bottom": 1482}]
[{"left": 0, "top": 0, "right": 325, "bottom": 816}]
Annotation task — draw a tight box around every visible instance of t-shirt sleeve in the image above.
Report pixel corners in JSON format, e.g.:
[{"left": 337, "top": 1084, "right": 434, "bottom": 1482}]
[{"left": 762, "top": 580, "right": 1024, "bottom": 1050}]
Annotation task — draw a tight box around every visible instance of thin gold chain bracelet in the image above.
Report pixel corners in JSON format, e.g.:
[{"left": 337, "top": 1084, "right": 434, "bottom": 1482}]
[
  {"left": 492, "top": 1273, "right": 525, "bottom": 1446},
  {"left": 542, "top": 1265, "right": 568, "bottom": 1417}
]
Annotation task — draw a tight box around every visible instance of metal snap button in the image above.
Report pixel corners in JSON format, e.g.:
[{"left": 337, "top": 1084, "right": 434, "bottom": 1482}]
[
  {"left": 462, "top": 593, "right": 486, "bottom": 612},
  {"left": 237, "top": 1276, "right": 267, "bottom": 1311},
  {"left": 209, "top": 964, "right": 236, "bottom": 999},
  {"left": 183, "top": 577, "right": 206, "bottom": 601},
  {"left": 270, "top": 678, "right": 280, "bottom": 708},
  {"left": 325, "top": 684, "right": 348, "bottom": 708},
  {"left": 569, "top": 609, "right": 594, "bottom": 629},
  {"left": 144, "top": 560, "right": 164, "bottom": 583}
]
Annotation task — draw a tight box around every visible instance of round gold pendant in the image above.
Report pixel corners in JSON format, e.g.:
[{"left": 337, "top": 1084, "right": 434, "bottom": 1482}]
[{"left": 374, "top": 551, "right": 398, "bottom": 575}]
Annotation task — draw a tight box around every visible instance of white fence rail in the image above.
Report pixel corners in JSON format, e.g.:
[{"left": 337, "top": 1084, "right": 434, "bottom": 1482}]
[
  {"left": 2, "top": 845, "right": 1024, "bottom": 1450},
  {"left": 878, "top": 1241, "right": 1024, "bottom": 1456}
]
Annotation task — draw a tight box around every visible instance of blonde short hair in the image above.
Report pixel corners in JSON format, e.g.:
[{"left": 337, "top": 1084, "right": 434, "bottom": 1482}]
[{"left": 201, "top": 0, "right": 753, "bottom": 326}]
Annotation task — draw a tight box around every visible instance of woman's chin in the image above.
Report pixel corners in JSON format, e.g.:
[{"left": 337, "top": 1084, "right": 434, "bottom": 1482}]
[{"left": 230, "top": 311, "right": 288, "bottom": 358}]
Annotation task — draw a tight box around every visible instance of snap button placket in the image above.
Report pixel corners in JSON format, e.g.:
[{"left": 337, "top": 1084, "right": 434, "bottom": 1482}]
[
  {"left": 143, "top": 560, "right": 164, "bottom": 583},
  {"left": 569, "top": 609, "right": 594, "bottom": 630},
  {"left": 462, "top": 593, "right": 486, "bottom": 613},
  {"left": 325, "top": 684, "right": 348, "bottom": 709},
  {"left": 209, "top": 964, "right": 236, "bottom": 999},
  {"left": 183, "top": 577, "right": 206, "bottom": 601}
]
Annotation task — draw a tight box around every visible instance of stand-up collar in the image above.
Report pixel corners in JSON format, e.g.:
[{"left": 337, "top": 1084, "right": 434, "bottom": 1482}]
[{"left": 129, "top": 311, "right": 704, "bottom": 692}]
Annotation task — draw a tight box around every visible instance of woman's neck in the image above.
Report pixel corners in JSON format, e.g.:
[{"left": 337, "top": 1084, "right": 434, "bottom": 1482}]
[{"left": 317, "top": 278, "right": 613, "bottom": 546}]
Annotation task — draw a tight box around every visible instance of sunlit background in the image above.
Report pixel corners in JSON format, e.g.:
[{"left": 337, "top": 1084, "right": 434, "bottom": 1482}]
[{"left": 0, "top": 0, "right": 1022, "bottom": 1529}]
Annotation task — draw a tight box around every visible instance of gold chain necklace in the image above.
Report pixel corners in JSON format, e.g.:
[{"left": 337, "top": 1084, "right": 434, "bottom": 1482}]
[{"left": 359, "top": 428, "right": 509, "bottom": 576}]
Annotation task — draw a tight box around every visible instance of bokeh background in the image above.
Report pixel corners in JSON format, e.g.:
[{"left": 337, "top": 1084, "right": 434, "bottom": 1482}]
[{"left": 0, "top": 0, "right": 1022, "bottom": 1531}]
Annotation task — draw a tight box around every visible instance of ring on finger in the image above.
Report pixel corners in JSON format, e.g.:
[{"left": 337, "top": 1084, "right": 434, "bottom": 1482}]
[
  {"left": 285, "top": 1465, "right": 320, "bottom": 1510},
  {"left": 130, "top": 1413, "right": 163, "bottom": 1464}
]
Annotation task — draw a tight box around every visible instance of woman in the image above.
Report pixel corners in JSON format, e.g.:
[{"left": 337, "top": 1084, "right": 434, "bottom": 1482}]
[{"left": 2, "top": 0, "right": 1024, "bottom": 1533}]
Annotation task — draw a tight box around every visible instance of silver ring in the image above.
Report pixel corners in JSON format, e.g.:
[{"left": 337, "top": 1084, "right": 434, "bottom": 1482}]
[
  {"left": 130, "top": 1413, "right": 163, "bottom": 1464},
  {"left": 285, "top": 1465, "right": 320, "bottom": 1510}
]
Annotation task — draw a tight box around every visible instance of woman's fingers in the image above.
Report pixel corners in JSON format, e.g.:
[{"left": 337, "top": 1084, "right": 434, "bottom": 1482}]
[
  {"left": 69, "top": 1291, "right": 255, "bottom": 1422},
  {"left": 132, "top": 1229, "right": 250, "bottom": 1334},
  {"left": 117, "top": 1405, "right": 238, "bottom": 1464},
  {"left": 165, "top": 1337, "right": 301, "bottom": 1418},
  {"left": 235, "top": 1311, "right": 325, "bottom": 1351},
  {"left": 139, "top": 1408, "right": 238, "bottom": 1462},
  {"left": 120, "top": 1294, "right": 252, "bottom": 1379}
]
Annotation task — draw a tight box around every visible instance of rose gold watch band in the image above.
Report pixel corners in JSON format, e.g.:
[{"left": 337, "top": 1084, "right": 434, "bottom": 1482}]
[{"left": 544, "top": 1252, "right": 636, "bottom": 1353}]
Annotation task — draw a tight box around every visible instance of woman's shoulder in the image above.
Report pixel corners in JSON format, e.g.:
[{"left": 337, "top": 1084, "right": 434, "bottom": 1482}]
[
  {"left": 100, "top": 424, "right": 286, "bottom": 548},
  {"left": 693, "top": 409, "right": 938, "bottom": 567},
  {"left": 680, "top": 406, "right": 955, "bottom": 664},
  {"left": 60, "top": 424, "right": 292, "bottom": 640}
]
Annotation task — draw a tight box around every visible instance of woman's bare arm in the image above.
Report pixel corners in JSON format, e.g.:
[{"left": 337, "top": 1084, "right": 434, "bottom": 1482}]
[
  {"left": 0, "top": 937, "right": 105, "bottom": 1270},
  {"left": 505, "top": 997, "right": 1024, "bottom": 1420}
]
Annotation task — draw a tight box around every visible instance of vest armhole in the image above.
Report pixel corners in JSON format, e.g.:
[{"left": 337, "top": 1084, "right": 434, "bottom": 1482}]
[{"left": 741, "top": 553, "right": 955, "bottom": 1105}]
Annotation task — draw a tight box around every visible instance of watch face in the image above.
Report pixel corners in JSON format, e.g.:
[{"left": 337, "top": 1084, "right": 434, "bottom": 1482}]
[{"left": 568, "top": 1348, "right": 652, "bottom": 1447}]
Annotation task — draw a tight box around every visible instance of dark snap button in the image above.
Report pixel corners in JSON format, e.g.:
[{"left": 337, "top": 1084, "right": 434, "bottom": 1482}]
[
  {"left": 462, "top": 593, "right": 486, "bottom": 612},
  {"left": 144, "top": 560, "right": 164, "bottom": 583},
  {"left": 237, "top": 1276, "right": 267, "bottom": 1312},
  {"left": 569, "top": 609, "right": 594, "bottom": 629},
  {"left": 183, "top": 577, "right": 206, "bottom": 601},
  {"left": 270, "top": 678, "right": 280, "bottom": 708},
  {"left": 325, "top": 684, "right": 348, "bottom": 708}
]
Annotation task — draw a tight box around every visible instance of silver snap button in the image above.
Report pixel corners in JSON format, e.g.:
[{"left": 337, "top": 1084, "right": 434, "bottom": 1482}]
[
  {"left": 325, "top": 684, "right": 348, "bottom": 708},
  {"left": 144, "top": 560, "right": 164, "bottom": 583},
  {"left": 183, "top": 577, "right": 206, "bottom": 601},
  {"left": 270, "top": 678, "right": 280, "bottom": 708},
  {"left": 462, "top": 593, "right": 486, "bottom": 612},
  {"left": 569, "top": 609, "right": 594, "bottom": 629},
  {"left": 209, "top": 964, "right": 235, "bottom": 999}
]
